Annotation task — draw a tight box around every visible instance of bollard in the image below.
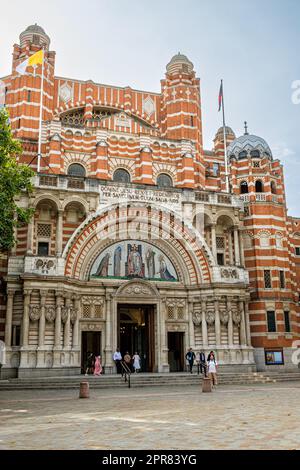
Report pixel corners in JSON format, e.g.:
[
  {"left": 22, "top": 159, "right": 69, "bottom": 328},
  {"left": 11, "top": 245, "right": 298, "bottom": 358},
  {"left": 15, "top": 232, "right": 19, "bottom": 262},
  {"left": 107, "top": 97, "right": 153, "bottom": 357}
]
[
  {"left": 202, "top": 377, "right": 212, "bottom": 393},
  {"left": 79, "top": 381, "right": 90, "bottom": 398}
]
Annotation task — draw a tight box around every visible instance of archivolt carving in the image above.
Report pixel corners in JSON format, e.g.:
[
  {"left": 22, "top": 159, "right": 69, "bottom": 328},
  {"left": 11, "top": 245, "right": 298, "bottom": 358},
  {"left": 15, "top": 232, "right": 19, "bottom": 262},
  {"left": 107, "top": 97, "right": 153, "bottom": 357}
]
[
  {"left": 45, "top": 306, "right": 56, "bottom": 323},
  {"left": 82, "top": 296, "right": 104, "bottom": 305},
  {"left": 29, "top": 306, "right": 41, "bottom": 321}
]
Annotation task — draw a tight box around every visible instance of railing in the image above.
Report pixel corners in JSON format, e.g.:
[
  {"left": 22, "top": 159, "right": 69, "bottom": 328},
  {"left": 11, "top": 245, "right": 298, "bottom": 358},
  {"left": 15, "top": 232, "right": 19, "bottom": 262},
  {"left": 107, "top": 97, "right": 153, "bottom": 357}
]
[
  {"left": 255, "top": 193, "right": 267, "bottom": 202},
  {"left": 195, "top": 191, "right": 243, "bottom": 208},
  {"left": 120, "top": 361, "right": 131, "bottom": 388},
  {"left": 239, "top": 194, "right": 250, "bottom": 203}
]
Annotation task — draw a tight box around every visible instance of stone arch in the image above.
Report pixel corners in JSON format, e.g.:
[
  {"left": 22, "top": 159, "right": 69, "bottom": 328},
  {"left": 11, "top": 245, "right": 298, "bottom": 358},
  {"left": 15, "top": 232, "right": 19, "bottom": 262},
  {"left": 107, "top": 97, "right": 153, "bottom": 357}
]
[
  {"left": 114, "top": 280, "right": 160, "bottom": 299},
  {"left": 33, "top": 195, "right": 61, "bottom": 211},
  {"left": 63, "top": 205, "right": 213, "bottom": 285},
  {"left": 62, "top": 196, "right": 89, "bottom": 213}
]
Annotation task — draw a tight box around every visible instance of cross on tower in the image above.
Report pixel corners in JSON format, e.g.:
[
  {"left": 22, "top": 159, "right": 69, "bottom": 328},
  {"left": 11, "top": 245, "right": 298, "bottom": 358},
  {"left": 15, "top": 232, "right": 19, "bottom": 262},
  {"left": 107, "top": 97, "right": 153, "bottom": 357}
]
[{"left": 244, "top": 121, "right": 249, "bottom": 135}]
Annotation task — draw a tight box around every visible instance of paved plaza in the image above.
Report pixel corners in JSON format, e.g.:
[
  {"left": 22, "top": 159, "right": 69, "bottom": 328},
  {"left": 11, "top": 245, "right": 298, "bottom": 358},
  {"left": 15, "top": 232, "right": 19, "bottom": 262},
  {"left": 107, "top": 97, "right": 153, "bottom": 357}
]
[{"left": 0, "top": 382, "right": 299, "bottom": 450}]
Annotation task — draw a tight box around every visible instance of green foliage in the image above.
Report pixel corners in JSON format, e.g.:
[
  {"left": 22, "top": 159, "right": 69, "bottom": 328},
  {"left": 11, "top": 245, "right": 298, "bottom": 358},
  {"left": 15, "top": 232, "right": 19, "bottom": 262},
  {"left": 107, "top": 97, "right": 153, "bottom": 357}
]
[{"left": 0, "top": 108, "right": 35, "bottom": 252}]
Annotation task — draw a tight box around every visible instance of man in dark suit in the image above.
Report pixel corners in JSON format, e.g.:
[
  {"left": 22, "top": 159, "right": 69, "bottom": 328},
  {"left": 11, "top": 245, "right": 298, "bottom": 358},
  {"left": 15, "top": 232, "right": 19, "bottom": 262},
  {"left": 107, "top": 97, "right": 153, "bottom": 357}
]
[
  {"left": 199, "top": 351, "right": 206, "bottom": 376},
  {"left": 185, "top": 348, "right": 196, "bottom": 374}
]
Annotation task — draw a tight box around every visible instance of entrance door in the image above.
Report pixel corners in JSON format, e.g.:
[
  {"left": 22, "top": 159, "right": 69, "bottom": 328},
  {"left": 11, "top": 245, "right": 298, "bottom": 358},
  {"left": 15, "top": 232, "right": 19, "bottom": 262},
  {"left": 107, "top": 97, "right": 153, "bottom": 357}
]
[
  {"left": 81, "top": 331, "right": 101, "bottom": 373},
  {"left": 118, "top": 304, "right": 155, "bottom": 372},
  {"left": 168, "top": 332, "right": 184, "bottom": 372}
]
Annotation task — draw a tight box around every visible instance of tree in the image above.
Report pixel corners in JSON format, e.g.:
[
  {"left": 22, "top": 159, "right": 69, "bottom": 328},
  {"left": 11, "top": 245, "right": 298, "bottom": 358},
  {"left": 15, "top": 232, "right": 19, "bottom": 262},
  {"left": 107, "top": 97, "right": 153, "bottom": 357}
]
[{"left": 0, "top": 108, "right": 34, "bottom": 252}]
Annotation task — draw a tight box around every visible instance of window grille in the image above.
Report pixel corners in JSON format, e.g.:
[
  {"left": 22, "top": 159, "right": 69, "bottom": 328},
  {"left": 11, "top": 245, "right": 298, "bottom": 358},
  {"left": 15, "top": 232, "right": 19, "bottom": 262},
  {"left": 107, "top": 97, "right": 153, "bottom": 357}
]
[{"left": 37, "top": 223, "right": 51, "bottom": 238}]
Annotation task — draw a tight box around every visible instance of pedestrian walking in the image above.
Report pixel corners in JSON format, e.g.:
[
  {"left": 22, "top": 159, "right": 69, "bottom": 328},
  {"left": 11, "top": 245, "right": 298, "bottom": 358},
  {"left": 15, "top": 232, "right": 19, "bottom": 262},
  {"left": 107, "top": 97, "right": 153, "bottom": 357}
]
[
  {"left": 85, "top": 352, "right": 94, "bottom": 376},
  {"left": 185, "top": 348, "right": 196, "bottom": 374},
  {"left": 132, "top": 352, "right": 141, "bottom": 373},
  {"left": 93, "top": 355, "right": 102, "bottom": 376}
]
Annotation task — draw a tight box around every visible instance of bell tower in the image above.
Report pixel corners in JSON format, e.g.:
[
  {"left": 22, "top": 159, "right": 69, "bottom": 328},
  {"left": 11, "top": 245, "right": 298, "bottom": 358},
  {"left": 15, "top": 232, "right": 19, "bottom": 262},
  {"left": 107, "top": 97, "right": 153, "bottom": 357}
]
[
  {"left": 161, "top": 53, "right": 204, "bottom": 187},
  {"left": 8, "top": 24, "right": 56, "bottom": 150}
]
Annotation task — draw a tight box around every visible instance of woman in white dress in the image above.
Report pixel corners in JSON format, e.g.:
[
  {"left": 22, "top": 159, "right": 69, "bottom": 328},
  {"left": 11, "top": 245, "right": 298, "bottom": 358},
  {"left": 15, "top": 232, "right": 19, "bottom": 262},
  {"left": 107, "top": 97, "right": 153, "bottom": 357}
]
[{"left": 132, "top": 352, "right": 141, "bottom": 373}]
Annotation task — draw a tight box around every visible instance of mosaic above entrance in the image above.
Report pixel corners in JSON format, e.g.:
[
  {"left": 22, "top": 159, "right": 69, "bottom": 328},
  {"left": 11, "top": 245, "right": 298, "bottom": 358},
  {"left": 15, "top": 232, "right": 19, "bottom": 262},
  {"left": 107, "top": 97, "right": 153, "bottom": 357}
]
[{"left": 90, "top": 241, "right": 178, "bottom": 281}]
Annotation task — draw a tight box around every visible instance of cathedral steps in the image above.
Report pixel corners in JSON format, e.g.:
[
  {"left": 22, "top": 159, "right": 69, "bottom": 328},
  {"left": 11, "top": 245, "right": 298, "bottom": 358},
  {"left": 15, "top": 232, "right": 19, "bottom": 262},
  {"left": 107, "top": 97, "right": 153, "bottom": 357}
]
[{"left": 0, "top": 371, "right": 299, "bottom": 390}]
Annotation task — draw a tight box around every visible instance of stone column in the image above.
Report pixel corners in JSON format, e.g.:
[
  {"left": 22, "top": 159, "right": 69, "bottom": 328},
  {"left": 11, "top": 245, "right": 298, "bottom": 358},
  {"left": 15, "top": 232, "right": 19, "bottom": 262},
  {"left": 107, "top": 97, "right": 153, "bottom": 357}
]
[
  {"left": 159, "top": 301, "right": 169, "bottom": 372},
  {"left": 214, "top": 298, "right": 221, "bottom": 347},
  {"left": 233, "top": 226, "right": 241, "bottom": 266},
  {"left": 201, "top": 299, "right": 208, "bottom": 347},
  {"left": 53, "top": 291, "right": 63, "bottom": 367},
  {"left": 228, "top": 230, "right": 234, "bottom": 265},
  {"left": 4, "top": 289, "right": 15, "bottom": 347},
  {"left": 188, "top": 300, "right": 195, "bottom": 350},
  {"left": 20, "top": 289, "right": 32, "bottom": 368},
  {"left": 21, "top": 289, "right": 31, "bottom": 348},
  {"left": 239, "top": 300, "right": 247, "bottom": 346},
  {"left": 239, "top": 232, "right": 245, "bottom": 267},
  {"left": 72, "top": 296, "right": 81, "bottom": 349},
  {"left": 26, "top": 219, "right": 34, "bottom": 255},
  {"left": 37, "top": 290, "right": 47, "bottom": 368},
  {"left": 227, "top": 297, "right": 233, "bottom": 347},
  {"left": 244, "top": 300, "right": 252, "bottom": 347},
  {"left": 64, "top": 295, "right": 71, "bottom": 350},
  {"left": 104, "top": 293, "right": 113, "bottom": 370},
  {"left": 56, "top": 210, "right": 64, "bottom": 257},
  {"left": 211, "top": 224, "right": 217, "bottom": 262}
]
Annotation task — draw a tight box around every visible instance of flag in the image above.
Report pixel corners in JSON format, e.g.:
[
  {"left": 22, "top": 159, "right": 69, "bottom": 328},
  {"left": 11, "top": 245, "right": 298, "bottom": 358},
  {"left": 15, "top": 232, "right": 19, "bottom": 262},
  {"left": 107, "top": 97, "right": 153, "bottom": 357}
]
[
  {"left": 218, "top": 81, "right": 223, "bottom": 112},
  {"left": 16, "top": 49, "right": 44, "bottom": 75}
]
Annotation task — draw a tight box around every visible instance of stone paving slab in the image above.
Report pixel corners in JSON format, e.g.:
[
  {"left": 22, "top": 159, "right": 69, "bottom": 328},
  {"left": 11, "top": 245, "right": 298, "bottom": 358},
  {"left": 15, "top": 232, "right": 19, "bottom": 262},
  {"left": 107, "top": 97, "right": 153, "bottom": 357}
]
[{"left": 0, "top": 382, "right": 299, "bottom": 450}]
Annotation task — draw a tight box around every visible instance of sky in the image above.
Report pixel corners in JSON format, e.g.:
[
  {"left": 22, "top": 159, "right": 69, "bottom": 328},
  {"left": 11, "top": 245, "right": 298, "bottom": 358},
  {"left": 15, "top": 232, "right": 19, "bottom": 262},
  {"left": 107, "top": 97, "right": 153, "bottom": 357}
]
[{"left": 1, "top": 0, "right": 299, "bottom": 215}]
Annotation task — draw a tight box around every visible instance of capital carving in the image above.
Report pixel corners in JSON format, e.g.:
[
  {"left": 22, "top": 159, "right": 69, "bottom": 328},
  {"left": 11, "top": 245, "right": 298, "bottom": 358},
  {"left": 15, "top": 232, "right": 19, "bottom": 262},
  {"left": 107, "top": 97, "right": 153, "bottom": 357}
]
[
  {"left": 232, "top": 311, "right": 241, "bottom": 325},
  {"left": 61, "top": 306, "right": 69, "bottom": 323},
  {"left": 192, "top": 310, "right": 202, "bottom": 326},
  {"left": 205, "top": 310, "right": 215, "bottom": 325},
  {"left": 29, "top": 305, "right": 41, "bottom": 321},
  {"left": 45, "top": 306, "right": 56, "bottom": 323}
]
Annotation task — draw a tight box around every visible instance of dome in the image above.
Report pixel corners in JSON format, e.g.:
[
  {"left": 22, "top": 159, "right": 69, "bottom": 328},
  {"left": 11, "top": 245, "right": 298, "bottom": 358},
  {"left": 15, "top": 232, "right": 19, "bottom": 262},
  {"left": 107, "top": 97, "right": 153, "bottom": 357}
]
[
  {"left": 19, "top": 23, "right": 50, "bottom": 49},
  {"left": 227, "top": 134, "right": 273, "bottom": 160},
  {"left": 215, "top": 126, "right": 236, "bottom": 138},
  {"left": 24, "top": 24, "right": 46, "bottom": 34},
  {"left": 166, "top": 52, "right": 194, "bottom": 75}
]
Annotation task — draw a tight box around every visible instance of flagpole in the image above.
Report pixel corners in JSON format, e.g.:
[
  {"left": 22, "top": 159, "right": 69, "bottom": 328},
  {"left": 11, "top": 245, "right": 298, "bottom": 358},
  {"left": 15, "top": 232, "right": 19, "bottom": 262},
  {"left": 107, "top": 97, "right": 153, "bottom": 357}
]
[
  {"left": 221, "top": 79, "right": 229, "bottom": 193},
  {"left": 37, "top": 50, "right": 44, "bottom": 173}
]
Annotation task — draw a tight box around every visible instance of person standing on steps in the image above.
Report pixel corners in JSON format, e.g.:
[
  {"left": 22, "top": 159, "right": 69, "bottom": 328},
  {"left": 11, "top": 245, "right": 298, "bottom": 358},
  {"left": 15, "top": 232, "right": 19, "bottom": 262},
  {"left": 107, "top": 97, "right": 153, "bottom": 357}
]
[
  {"left": 113, "top": 348, "right": 122, "bottom": 374},
  {"left": 207, "top": 351, "right": 218, "bottom": 388},
  {"left": 185, "top": 348, "right": 196, "bottom": 374}
]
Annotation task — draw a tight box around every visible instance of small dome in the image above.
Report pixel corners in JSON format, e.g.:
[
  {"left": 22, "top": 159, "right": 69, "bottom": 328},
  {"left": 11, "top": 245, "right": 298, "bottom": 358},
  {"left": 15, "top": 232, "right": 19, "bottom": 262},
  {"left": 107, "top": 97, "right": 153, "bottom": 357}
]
[
  {"left": 227, "top": 134, "right": 273, "bottom": 160},
  {"left": 215, "top": 126, "right": 236, "bottom": 138},
  {"left": 20, "top": 23, "right": 50, "bottom": 49},
  {"left": 166, "top": 52, "right": 194, "bottom": 75},
  {"left": 24, "top": 24, "right": 46, "bottom": 34}
]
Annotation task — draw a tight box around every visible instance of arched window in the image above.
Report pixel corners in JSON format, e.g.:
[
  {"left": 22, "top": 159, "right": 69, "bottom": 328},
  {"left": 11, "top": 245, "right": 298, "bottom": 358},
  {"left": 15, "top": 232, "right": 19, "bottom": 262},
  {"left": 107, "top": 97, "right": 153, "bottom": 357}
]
[
  {"left": 68, "top": 163, "right": 86, "bottom": 177},
  {"left": 157, "top": 173, "right": 173, "bottom": 188},
  {"left": 271, "top": 181, "right": 277, "bottom": 194},
  {"left": 113, "top": 169, "right": 131, "bottom": 183},
  {"left": 238, "top": 150, "right": 247, "bottom": 159},
  {"left": 255, "top": 180, "right": 264, "bottom": 193},
  {"left": 240, "top": 181, "right": 249, "bottom": 194},
  {"left": 250, "top": 150, "right": 260, "bottom": 158}
]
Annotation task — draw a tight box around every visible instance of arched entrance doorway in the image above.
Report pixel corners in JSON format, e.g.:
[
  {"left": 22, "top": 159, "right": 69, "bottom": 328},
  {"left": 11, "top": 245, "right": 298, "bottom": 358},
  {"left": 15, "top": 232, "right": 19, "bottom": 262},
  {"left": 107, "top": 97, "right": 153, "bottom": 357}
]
[{"left": 118, "top": 304, "right": 155, "bottom": 372}]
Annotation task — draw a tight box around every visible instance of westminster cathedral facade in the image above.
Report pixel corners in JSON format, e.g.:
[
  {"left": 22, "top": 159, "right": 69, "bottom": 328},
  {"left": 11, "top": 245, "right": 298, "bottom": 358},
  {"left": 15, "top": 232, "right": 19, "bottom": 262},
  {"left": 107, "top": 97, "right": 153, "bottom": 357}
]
[{"left": 0, "top": 24, "right": 299, "bottom": 378}]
